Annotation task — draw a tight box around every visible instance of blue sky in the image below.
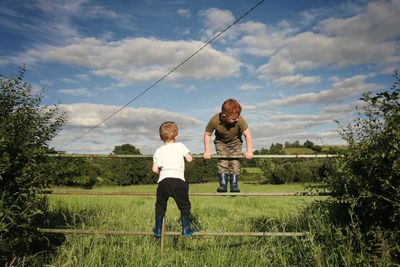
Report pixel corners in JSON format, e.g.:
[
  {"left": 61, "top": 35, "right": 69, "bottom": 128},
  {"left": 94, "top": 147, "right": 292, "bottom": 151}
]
[{"left": 1, "top": 0, "right": 399, "bottom": 154}]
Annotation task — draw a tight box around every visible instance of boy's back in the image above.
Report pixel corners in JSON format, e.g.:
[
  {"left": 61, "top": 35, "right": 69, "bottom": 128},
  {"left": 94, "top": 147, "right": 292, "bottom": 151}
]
[{"left": 153, "top": 142, "right": 189, "bottom": 181}]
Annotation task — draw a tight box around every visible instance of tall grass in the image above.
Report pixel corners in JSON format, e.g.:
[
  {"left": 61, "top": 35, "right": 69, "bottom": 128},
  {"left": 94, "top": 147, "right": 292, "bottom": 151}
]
[{"left": 41, "top": 183, "right": 395, "bottom": 266}]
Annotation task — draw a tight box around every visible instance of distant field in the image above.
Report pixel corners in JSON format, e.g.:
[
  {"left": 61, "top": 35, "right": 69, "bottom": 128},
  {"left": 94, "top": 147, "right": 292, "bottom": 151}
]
[
  {"left": 282, "top": 147, "right": 316, "bottom": 154},
  {"left": 321, "top": 145, "right": 348, "bottom": 152}
]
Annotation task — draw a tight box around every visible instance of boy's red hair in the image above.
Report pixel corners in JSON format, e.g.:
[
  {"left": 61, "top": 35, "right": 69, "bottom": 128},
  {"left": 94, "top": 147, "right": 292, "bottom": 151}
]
[{"left": 221, "top": 99, "right": 242, "bottom": 117}]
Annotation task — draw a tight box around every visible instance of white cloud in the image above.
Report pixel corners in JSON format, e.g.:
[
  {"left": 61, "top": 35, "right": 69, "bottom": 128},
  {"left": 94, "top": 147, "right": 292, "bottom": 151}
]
[
  {"left": 239, "top": 83, "right": 263, "bottom": 92},
  {"left": 230, "top": 0, "right": 400, "bottom": 85},
  {"left": 284, "top": 32, "right": 397, "bottom": 68},
  {"left": 261, "top": 75, "right": 380, "bottom": 107},
  {"left": 54, "top": 103, "right": 203, "bottom": 153},
  {"left": 178, "top": 8, "right": 191, "bottom": 18},
  {"left": 0, "top": 58, "right": 11, "bottom": 66},
  {"left": 200, "top": 8, "right": 235, "bottom": 31},
  {"left": 258, "top": 56, "right": 294, "bottom": 77},
  {"left": 199, "top": 8, "right": 237, "bottom": 42},
  {"left": 233, "top": 21, "right": 290, "bottom": 58},
  {"left": 274, "top": 74, "right": 321, "bottom": 87},
  {"left": 248, "top": 104, "right": 357, "bottom": 147},
  {"left": 33, "top": 0, "right": 119, "bottom": 19},
  {"left": 58, "top": 87, "right": 95, "bottom": 97},
  {"left": 319, "top": 0, "right": 400, "bottom": 42},
  {"left": 23, "top": 37, "right": 241, "bottom": 84},
  {"left": 257, "top": 56, "right": 320, "bottom": 86}
]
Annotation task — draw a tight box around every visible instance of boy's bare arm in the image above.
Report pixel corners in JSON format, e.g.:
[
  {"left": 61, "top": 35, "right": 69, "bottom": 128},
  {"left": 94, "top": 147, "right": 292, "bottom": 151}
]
[
  {"left": 152, "top": 162, "right": 160, "bottom": 175},
  {"left": 185, "top": 153, "right": 193, "bottom": 162},
  {"left": 203, "top": 131, "right": 212, "bottom": 159},
  {"left": 243, "top": 128, "right": 254, "bottom": 160}
]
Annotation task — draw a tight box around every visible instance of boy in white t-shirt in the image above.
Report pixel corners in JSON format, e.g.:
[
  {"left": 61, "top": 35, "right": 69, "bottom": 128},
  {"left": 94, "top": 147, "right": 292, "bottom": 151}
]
[{"left": 152, "top": 121, "right": 197, "bottom": 237}]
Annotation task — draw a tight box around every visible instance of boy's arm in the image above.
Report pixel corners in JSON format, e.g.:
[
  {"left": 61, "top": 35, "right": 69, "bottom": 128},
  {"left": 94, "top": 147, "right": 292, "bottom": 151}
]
[
  {"left": 152, "top": 162, "right": 160, "bottom": 176},
  {"left": 243, "top": 128, "right": 253, "bottom": 160},
  {"left": 203, "top": 131, "right": 213, "bottom": 159},
  {"left": 184, "top": 153, "right": 193, "bottom": 163}
]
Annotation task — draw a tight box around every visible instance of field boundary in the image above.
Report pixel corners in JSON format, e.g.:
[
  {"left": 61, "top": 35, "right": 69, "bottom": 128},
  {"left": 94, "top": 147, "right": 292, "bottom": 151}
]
[
  {"left": 38, "top": 228, "right": 306, "bottom": 237},
  {"left": 49, "top": 191, "right": 328, "bottom": 196},
  {"left": 48, "top": 153, "right": 343, "bottom": 158}
]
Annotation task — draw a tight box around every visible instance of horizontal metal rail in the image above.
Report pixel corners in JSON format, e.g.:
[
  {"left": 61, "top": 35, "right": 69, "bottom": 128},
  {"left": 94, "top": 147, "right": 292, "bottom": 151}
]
[
  {"left": 49, "top": 191, "right": 327, "bottom": 196},
  {"left": 47, "top": 153, "right": 342, "bottom": 159},
  {"left": 38, "top": 228, "right": 306, "bottom": 237}
]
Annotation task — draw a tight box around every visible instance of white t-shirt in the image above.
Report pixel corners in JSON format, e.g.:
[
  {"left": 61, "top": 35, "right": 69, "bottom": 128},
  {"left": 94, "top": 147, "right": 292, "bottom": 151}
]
[{"left": 153, "top": 142, "right": 190, "bottom": 183}]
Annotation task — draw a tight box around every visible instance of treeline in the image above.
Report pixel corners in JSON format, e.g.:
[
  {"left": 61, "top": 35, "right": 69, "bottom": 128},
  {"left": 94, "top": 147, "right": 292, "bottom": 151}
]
[
  {"left": 243, "top": 158, "right": 335, "bottom": 184},
  {"left": 48, "top": 144, "right": 217, "bottom": 188},
  {"left": 254, "top": 139, "right": 346, "bottom": 155},
  {"left": 47, "top": 143, "right": 339, "bottom": 188}
]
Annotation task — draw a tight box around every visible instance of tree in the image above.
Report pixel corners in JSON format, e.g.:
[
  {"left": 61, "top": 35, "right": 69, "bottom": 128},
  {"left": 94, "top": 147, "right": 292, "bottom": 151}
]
[
  {"left": 112, "top": 143, "right": 141, "bottom": 155},
  {"left": 270, "top": 143, "right": 283, "bottom": 154},
  {"left": 254, "top": 147, "right": 269, "bottom": 155},
  {"left": 0, "top": 67, "right": 65, "bottom": 265},
  {"left": 303, "top": 140, "right": 314, "bottom": 149},
  {"left": 108, "top": 144, "right": 153, "bottom": 185}
]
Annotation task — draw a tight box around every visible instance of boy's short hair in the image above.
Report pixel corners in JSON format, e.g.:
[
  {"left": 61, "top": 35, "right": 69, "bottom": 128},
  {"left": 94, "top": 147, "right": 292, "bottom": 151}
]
[
  {"left": 159, "top": 121, "right": 178, "bottom": 142},
  {"left": 221, "top": 98, "right": 242, "bottom": 117}
]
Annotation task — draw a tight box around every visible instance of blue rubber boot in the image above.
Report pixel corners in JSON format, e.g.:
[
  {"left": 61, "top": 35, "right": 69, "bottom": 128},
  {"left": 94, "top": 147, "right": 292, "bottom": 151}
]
[
  {"left": 152, "top": 215, "right": 164, "bottom": 238},
  {"left": 181, "top": 215, "right": 197, "bottom": 237},
  {"left": 230, "top": 174, "right": 240, "bottom": 192},
  {"left": 217, "top": 173, "right": 228, "bottom": 193}
]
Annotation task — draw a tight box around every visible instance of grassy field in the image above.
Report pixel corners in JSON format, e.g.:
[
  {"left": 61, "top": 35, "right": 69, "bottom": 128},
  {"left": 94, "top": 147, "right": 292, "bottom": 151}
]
[
  {"left": 42, "top": 183, "right": 381, "bottom": 266},
  {"left": 282, "top": 147, "right": 316, "bottom": 154}
]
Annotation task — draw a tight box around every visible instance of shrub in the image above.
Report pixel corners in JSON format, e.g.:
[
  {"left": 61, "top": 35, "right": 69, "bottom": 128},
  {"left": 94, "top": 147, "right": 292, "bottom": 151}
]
[
  {"left": 318, "top": 71, "right": 400, "bottom": 261},
  {"left": 0, "top": 67, "right": 65, "bottom": 265}
]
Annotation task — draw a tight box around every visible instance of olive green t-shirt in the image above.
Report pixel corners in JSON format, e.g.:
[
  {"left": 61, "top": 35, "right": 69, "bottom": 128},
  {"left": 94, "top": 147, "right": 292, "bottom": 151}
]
[{"left": 205, "top": 113, "right": 248, "bottom": 143}]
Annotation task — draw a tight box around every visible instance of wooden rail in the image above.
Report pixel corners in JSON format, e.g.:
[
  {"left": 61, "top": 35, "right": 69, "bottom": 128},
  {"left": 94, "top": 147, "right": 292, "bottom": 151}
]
[
  {"left": 49, "top": 191, "right": 327, "bottom": 196},
  {"left": 38, "top": 228, "right": 306, "bottom": 237},
  {"left": 47, "top": 153, "right": 342, "bottom": 159}
]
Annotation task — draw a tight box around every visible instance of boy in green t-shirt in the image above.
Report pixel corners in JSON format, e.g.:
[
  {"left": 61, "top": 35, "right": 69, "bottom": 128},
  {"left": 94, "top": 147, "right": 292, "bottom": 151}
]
[{"left": 203, "top": 99, "right": 253, "bottom": 192}]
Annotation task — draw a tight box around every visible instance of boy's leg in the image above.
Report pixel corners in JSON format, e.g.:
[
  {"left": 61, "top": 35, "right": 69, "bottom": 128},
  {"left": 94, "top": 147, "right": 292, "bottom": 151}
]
[
  {"left": 228, "top": 141, "right": 242, "bottom": 192},
  {"left": 170, "top": 179, "right": 191, "bottom": 216},
  {"left": 153, "top": 180, "right": 170, "bottom": 237},
  {"left": 155, "top": 180, "right": 171, "bottom": 216},
  {"left": 215, "top": 141, "right": 229, "bottom": 192},
  {"left": 171, "top": 179, "right": 196, "bottom": 237}
]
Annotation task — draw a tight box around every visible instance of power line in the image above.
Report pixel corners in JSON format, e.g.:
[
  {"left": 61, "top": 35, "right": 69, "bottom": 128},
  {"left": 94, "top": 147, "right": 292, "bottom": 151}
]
[{"left": 59, "top": 0, "right": 265, "bottom": 150}]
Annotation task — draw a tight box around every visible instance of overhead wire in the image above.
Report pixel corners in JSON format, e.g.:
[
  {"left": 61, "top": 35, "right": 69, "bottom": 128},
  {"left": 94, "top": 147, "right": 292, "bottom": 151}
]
[{"left": 59, "top": 0, "right": 265, "bottom": 150}]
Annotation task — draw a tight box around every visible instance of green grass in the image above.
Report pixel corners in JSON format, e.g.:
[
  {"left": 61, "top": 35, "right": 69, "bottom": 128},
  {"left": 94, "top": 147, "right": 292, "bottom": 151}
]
[
  {"left": 50, "top": 182, "right": 310, "bottom": 193},
  {"left": 41, "top": 183, "right": 393, "bottom": 266},
  {"left": 241, "top": 167, "right": 263, "bottom": 174},
  {"left": 282, "top": 147, "right": 316, "bottom": 154}
]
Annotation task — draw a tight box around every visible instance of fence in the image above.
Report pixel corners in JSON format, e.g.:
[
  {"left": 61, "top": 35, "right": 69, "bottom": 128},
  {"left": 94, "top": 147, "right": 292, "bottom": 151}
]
[{"left": 41, "top": 153, "right": 337, "bottom": 257}]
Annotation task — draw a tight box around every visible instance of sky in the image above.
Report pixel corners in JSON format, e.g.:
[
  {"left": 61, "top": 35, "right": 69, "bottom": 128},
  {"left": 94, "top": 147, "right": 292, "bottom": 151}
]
[{"left": 1, "top": 0, "right": 399, "bottom": 154}]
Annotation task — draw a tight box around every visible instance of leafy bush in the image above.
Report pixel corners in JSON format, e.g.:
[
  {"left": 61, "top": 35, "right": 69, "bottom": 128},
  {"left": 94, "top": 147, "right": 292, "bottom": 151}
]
[
  {"left": 318, "top": 71, "right": 400, "bottom": 261},
  {"left": 185, "top": 157, "right": 217, "bottom": 183},
  {"left": 0, "top": 67, "right": 65, "bottom": 265}
]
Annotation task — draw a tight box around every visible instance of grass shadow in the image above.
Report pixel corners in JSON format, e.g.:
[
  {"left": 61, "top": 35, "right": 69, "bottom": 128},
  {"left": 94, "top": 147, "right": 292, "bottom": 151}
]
[{"left": 32, "top": 202, "right": 100, "bottom": 265}]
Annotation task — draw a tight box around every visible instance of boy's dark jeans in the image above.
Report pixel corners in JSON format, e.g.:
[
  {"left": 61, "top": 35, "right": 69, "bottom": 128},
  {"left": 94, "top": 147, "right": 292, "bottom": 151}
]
[{"left": 155, "top": 178, "right": 191, "bottom": 217}]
